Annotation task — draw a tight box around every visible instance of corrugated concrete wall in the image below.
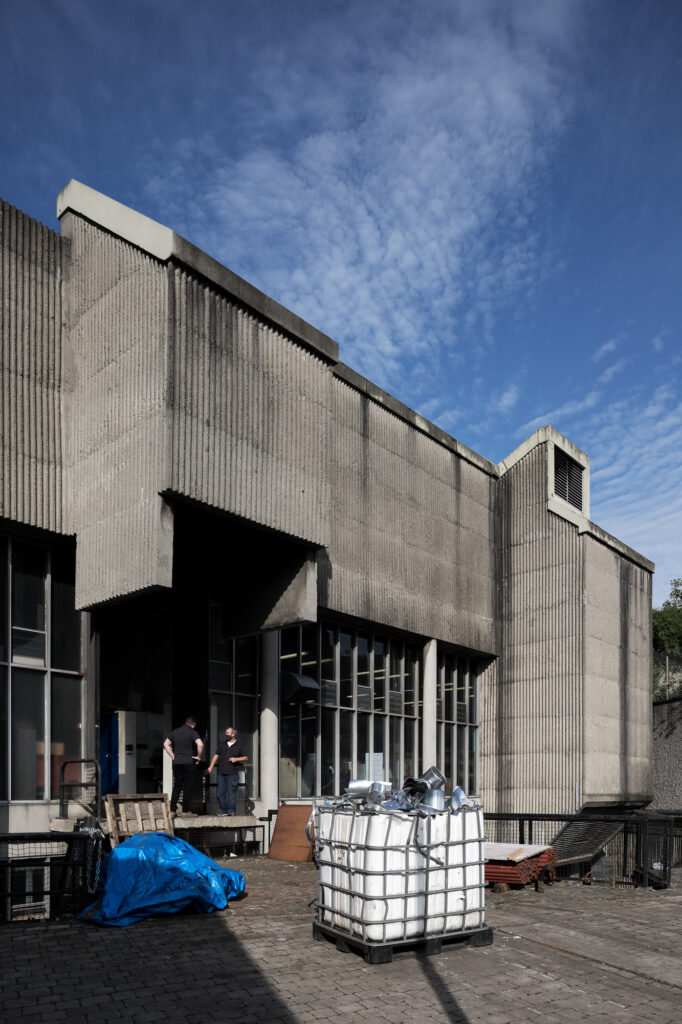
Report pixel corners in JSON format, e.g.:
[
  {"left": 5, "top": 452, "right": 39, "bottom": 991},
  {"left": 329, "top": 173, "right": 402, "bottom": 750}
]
[
  {"left": 652, "top": 698, "right": 682, "bottom": 808},
  {"left": 583, "top": 535, "right": 652, "bottom": 804},
  {"left": 61, "top": 213, "right": 171, "bottom": 608},
  {"left": 0, "top": 202, "right": 64, "bottom": 532},
  {"left": 490, "top": 443, "right": 583, "bottom": 815},
  {"left": 169, "top": 267, "right": 330, "bottom": 547},
  {"left": 323, "top": 376, "right": 496, "bottom": 650}
]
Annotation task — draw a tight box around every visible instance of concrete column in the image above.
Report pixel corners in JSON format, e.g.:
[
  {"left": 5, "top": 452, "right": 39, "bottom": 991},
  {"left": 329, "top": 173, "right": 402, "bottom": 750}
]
[
  {"left": 422, "top": 639, "right": 438, "bottom": 771},
  {"left": 258, "top": 629, "right": 280, "bottom": 819}
]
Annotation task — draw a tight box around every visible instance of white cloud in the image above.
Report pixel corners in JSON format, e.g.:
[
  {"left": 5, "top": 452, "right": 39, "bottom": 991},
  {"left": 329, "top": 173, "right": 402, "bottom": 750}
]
[
  {"left": 517, "top": 390, "right": 602, "bottom": 436},
  {"left": 498, "top": 384, "right": 521, "bottom": 413},
  {"left": 140, "top": 1, "right": 583, "bottom": 400},
  {"left": 592, "top": 338, "right": 619, "bottom": 362},
  {"left": 597, "top": 358, "right": 627, "bottom": 385}
]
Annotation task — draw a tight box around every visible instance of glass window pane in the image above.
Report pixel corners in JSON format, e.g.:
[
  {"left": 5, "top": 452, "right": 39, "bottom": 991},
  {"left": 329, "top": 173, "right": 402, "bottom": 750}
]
[
  {"left": 372, "top": 715, "right": 385, "bottom": 781},
  {"left": 0, "top": 538, "right": 6, "bottom": 662},
  {"left": 457, "top": 725, "right": 466, "bottom": 790},
  {"left": 404, "top": 646, "right": 418, "bottom": 717},
  {"left": 373, "top": 637, "right": 386, "bottom": 712},
  {"left": 301, "top": 625, "right": 318, "bottom": 679},
  {"left": 320, "top": 624, "right": 336, "bottom": 705},
  {"left": 339, "top": 710, "right": 353, "bottom": 794},
  {"left": 279, "top": 700, "right": 298, "bottom": 797},
  {"left": 389, "top": 640, "right": 402, "bottom": 714},
  {"left": 356, "top": 632, "right": 371, "bottom": 711},
  {"left": 300, "top": 700, "right": 317, "bottom": 798},
  {"left": 469, "top": 728, "right": 478, "bottom": 795},
  {"left": 50, "top": 674, "right": 82, "bottom": 800},
  {"left": 12, "top": 629, "right": 45, "bottom": 665},
  {"left": 12, "top": 669, "right": 45, "bottom": 799},
  {"left": 444, "top": 655, "right": 455, "bottom": 722},
  {"left": 356, "top": 712, "right": 370, "bottom": 781},
  {"left": 321, "top": 707, "right": 336, "bottom": 795},
  {"left": 469, "top": 665, "right": 477, "bottom": 723},
  {"left": 51, "top": 549, "right": 80, "bottom": 671},
  {"left": 0, "top": 666, "right": 6, "bottom": 799},
  {"left": 235, "top": 636, "right": 257, "bottom": 695},
  {"left": 339, "top": 631, "right": 353, "bottom": 708},
  {"left": 404, "top": 717, "right": 415, "bottom": 782},
  {"left": 280, "top": 626, "right": 300, "bottom": 669},
  {"left": 12, "top": 544, "right": 46, "bottom": 631},
  {"left": 388, "top": 716, "right": 401, "bottom": 787},
  {"left": 235, "top": 694, "right": 258, "bottom": 799},
  {"left": 457, "top": 661, "right": 468, "bottom": 723},
  {"left": 443, "top": 723, "right": 453, "bottom": 790}
]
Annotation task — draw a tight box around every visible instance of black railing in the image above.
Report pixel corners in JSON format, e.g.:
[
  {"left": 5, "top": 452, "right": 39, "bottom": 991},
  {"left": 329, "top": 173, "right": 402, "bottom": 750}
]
[
  {"left": 0, "top": 830, "right": 104, "bottom": 923},
  {"left": 484, "top": 811, "right": 677, "bottom": 888},
  {"left": 59, "top": 758, "right": 102, "bottom": 820}
]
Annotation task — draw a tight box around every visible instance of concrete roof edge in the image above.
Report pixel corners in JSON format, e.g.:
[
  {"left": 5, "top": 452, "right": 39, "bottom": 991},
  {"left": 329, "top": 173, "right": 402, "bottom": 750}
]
[
  {"left": 582, "top": 521, "right": 655, "bottom": 574},
  {"left": 333, "top": 362, "right": 498, "bottom": 475},
  {"left": 56, "top": 180, "right": 339, "bottom": 364},
  {"left": 498, "top": 425, "right": 589, "bottom": 475}
]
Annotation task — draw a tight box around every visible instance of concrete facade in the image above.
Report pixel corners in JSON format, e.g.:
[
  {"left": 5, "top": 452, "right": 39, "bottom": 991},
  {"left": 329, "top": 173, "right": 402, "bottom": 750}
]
[{"left": 0, "top": 182, "right": 655, "bottom": 832}]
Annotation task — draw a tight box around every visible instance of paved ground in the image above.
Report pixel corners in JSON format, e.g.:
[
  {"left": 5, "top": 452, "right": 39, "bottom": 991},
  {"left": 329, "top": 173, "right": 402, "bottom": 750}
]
[{"left": 1, "top": 857, "right": 681, "bottom": 1024}]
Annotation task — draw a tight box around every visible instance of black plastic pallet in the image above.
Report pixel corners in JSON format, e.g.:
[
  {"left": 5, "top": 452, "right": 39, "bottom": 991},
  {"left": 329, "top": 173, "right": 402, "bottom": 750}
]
[{"left": 312, "top": 920, "right": 494, "bottom": 964}]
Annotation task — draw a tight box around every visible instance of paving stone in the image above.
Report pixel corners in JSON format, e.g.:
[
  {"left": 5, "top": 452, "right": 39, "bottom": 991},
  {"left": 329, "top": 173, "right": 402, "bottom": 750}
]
[{"left": 1, "top": 858, "right": 680, "bottom": 1022}]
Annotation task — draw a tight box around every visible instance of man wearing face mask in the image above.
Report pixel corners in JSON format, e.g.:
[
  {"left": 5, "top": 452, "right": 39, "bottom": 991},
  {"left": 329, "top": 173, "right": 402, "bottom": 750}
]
[{"left": 205, "top": 726, "right": 247, "bottom": 816}]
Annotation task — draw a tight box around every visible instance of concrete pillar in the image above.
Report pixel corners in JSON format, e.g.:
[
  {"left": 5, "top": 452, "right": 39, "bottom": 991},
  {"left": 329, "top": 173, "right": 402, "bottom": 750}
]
[
  {"left": 422, "top": 639, "right": 438, "bottom": 771},
  {"left": 258, "top": 629, "right": 280, "bottom": 818}
]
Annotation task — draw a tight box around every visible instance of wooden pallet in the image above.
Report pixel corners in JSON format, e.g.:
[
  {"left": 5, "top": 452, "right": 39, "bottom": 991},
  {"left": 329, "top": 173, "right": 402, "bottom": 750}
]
[
  {"left": 104, "top": 793, "right": 174, "bottom": 847},
  {"left": 312, "top": 920, "right": 493, "bottom": 964}
]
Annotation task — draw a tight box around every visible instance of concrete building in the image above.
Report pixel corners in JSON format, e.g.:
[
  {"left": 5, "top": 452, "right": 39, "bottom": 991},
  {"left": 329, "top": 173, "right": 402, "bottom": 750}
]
[{"left": 0, "top": 181, "right": 654, "bottom": 834}]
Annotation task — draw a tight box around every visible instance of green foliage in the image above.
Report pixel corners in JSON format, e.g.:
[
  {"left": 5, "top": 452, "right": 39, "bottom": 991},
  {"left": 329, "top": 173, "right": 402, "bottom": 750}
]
[
  {"left": 662, "top": 577, "right": 682, "bottom": 609},
  {"left": 652, "top": 604, "right": 682, "bottom": 653},
  {"left": 653, "top": 578, "right": 682, "bottom": 700}
]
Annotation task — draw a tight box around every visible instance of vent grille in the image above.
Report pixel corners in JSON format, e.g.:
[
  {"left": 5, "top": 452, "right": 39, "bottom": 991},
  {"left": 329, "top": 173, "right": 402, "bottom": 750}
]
[{"left": 554, "top": 448, "right": 583, "bottom": 511}]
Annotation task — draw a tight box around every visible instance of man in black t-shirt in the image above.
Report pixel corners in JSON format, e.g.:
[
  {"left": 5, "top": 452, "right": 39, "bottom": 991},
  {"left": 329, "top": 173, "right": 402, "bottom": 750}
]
[
  {"left": 205, "top": 726, "right": 247, "bottom": 816},
  {"left": 163, "top": 716, "right": 204, "bottom": 815}
]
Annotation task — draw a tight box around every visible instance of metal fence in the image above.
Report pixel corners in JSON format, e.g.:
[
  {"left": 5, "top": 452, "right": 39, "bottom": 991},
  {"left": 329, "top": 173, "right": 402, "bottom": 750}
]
[
  {"left": 0, "top": 830, "right": 104, "bottom": 923},
  {"left": 484, "top": 812, "right": 677, "bottom": 888}
]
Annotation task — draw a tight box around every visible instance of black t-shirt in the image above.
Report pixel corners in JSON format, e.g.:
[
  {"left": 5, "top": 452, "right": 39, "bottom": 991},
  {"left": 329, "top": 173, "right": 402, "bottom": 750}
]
[
  {"left": 168, "top": 724, "right": 201, "bottom": 765},
  {"left": 214, "top": 739, "right": 246, "bottom": 775}
]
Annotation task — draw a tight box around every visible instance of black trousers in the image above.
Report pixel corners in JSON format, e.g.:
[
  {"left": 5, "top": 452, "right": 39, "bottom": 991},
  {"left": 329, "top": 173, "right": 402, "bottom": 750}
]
[{"left": 170, "top": 763, "right": 196, "bottom": 812}]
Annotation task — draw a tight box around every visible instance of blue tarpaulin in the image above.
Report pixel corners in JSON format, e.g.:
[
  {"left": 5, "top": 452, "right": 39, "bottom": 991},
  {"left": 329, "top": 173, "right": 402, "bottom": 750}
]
[{"left": 79, "top": 832, "right": 245, "bottom": 926}]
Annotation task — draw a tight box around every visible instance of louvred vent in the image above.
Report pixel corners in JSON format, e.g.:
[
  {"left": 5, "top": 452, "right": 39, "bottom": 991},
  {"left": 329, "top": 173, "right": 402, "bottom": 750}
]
[{"left": 554, "top": 447, "right": 583, "bottom": 511}]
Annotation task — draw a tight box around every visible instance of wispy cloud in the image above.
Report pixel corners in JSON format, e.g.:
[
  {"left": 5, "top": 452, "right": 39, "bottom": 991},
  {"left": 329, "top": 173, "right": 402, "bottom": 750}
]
[
  {"left": 517, "top": 390, "right": 602, "bottom": 435},
  {"left": 597, "top": 358, "right": 627, "bottom": 384},
  {"left": 592, "top": 338, "right": 619, "bottom": 362},
  {"left": 139, "top": 2, "right": 583, "bottom": 400}
]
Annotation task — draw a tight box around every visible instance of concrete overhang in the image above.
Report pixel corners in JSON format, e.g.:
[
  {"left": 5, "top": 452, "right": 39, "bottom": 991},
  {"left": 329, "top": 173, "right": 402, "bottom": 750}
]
[{"left": 57, "top": 179, "right": 339, "bottom": 364}]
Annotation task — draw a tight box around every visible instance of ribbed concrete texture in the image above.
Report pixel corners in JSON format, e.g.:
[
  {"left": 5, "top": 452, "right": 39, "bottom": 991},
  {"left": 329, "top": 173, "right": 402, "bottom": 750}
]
[
  {"left": 652, "top": 698, "right": 682, "bottom": 807},
  {"left": 324, "top": 375, "right": 497, "bottom": 650},
  {"left": 61, "top": 213, "right": 171, "bottom": 608},
  {"left": 493, "top": 442, "right": 583, "bottom": 815},
  {"left": 0, "top": 202, "right": 64, "bottom": 533},
  {"left": 583, "top": 535, "right": 652, "bottom": 804},
  {"left": 169, "top": 267, "right": 330, "bottom": 547}
]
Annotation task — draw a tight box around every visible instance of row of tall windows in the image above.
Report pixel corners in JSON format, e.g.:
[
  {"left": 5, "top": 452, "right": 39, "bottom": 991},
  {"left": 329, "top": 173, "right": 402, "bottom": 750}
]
[
  {"left": 436, "top": 652, "right": 478, "bottom": 796},
  {"left": 280, "top": 623, "right": 425, "bottom": 798},
  {"left": 208, "top": 602, "right": 260, "bottom": 797},
  {"left": 0, "top": 537, "right": 82, "bottom": 801}
]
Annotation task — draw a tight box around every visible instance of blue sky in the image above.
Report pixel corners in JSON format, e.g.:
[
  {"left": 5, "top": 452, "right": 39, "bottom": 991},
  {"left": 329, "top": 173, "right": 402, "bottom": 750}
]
[{"left": 1, "top": 0, "right": 681, "bottom": 606}]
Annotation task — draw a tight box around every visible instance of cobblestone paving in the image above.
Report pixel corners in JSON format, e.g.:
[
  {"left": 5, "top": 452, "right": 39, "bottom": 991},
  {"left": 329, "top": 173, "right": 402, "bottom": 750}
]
[{"left": 1, "top": 857, "right": 680, "bottom": 1024}]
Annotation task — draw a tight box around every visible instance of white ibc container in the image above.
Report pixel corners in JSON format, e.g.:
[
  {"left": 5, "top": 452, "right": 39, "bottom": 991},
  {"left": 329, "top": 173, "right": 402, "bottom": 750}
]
[{"left": 314, "top": 803, "right": 485, "bottom": 943}]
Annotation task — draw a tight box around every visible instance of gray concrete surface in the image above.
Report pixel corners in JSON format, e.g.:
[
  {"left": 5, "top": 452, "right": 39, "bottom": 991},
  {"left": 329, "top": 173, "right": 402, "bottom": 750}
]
[{"left": 1, "top": 858, "right": 680, "bottom": 1024}]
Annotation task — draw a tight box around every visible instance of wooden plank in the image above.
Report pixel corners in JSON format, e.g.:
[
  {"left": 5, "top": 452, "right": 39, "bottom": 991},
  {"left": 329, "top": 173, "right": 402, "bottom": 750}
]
[{"left": 268, "top": 804, "right": 313, "bottom": 861}]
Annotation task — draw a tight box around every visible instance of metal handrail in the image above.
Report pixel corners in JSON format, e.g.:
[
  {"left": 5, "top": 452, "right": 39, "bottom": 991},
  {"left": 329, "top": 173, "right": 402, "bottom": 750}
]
[{"left": 59, "top": 759, "right": 102, "bottom": 820}]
